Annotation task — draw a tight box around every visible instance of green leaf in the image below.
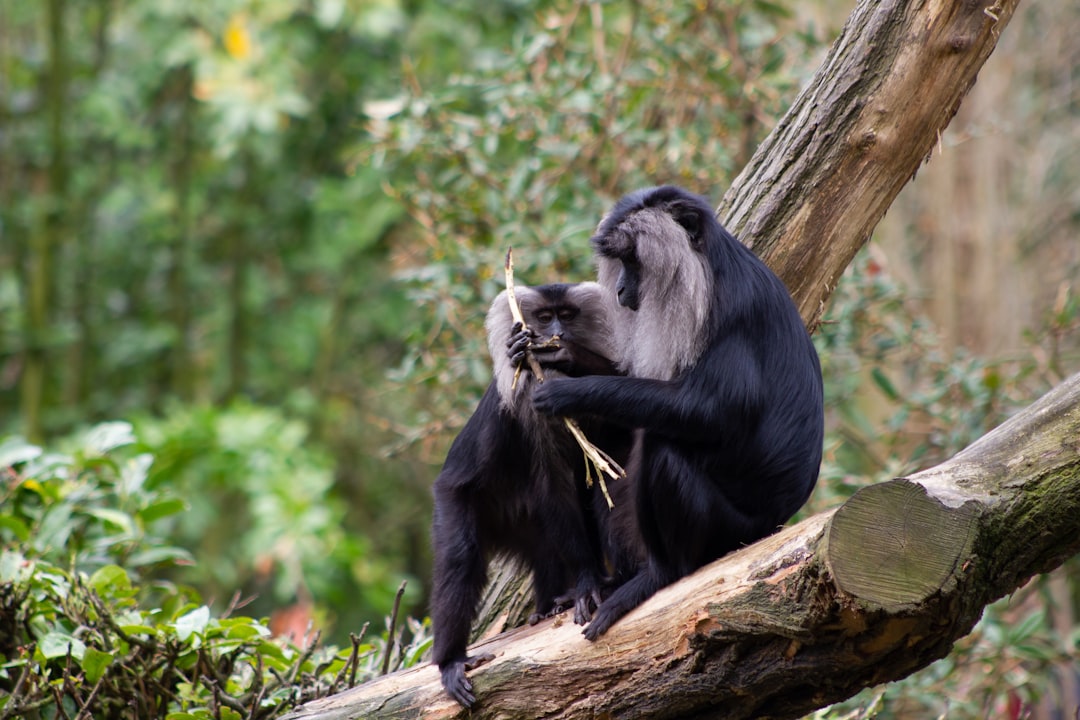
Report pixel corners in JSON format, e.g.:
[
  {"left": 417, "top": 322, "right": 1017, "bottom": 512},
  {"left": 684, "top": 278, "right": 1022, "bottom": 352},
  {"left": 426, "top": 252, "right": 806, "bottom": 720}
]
[
  {"left": 84, "top": 422, "right": 136, "bottom": 455},
  {"left": 0, "top": 437, "right": 42, "bottom": 468},
  {"left": 217, "top": 619, "right": 271, "bottom": 640},
  {"left": 126, "top": 546, "right": 194, "bottom": 568},
  {"left": 137, "top": 497, "right": 188, "bottom": 524},
  {"left": 1007, "top": 609, "right": 1045, "bottom": 644},
  {"left": 121, "top": 453, "right": 155, "bottom": 494},
  {"left": 39, "top": 631, "right": 86, "bottom": 660},
  {"left": 0, "top": 515, "right": 30, "bottom": 542},
  {"left": 174, "top": 606, "right": 211, "bottom": 641},
  {"left": 84, "top": 508, "right": 136, "bottom": 534},
  {"left": 118, "top": 623, "right": 157, "bottom": 636},
  {"left": 88, "top": 564, "right": 132, "bottom": 596},
  {"left": 870, "top": 367, "right": 900, "bottom": 401},
  {"left": 82, "top": 647, "right": 114, "bottom": 683},
  {"left": 0, "top": 550, "right": 32, "bottom": 583}
]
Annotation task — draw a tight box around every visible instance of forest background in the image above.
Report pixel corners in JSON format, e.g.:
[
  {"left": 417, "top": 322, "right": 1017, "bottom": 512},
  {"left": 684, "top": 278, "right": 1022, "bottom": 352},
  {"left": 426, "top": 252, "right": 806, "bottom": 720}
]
[{"left": 1, "top": 0, "right": 1078, "bottom": 716}]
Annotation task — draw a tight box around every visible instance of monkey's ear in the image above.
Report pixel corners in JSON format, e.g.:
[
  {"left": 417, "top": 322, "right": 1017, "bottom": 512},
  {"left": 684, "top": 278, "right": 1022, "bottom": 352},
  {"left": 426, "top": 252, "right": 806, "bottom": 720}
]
[{"left": 668, "top": 201, "right": 704, "bottom": 249}]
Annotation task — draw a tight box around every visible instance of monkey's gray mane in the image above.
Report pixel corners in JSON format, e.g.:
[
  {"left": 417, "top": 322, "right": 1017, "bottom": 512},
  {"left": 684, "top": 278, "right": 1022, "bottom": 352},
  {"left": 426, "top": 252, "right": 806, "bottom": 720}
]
[
  {"left": 485, "top": 283, "right": 617, "bottom": 410},
  {"left": 597, "top": 208, "right": 713, "bottom": 380}
]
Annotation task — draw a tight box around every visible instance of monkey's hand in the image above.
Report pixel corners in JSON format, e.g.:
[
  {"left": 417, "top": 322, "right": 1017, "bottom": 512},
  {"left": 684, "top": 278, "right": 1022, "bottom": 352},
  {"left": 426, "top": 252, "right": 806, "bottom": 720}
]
[
  {"left": 567, "top": 584, "right": 604, "bottom": 625},
  {"left": 440, "top": 653, "right": 495, "bottom": 708},
  {"left": 507, "top": 322, "right": 539, "bottom": 369},
  {"left": 531, "top": 378, "right": 580, "bottom": 416},
  {"left": 508, "top": 322, "right": 562, "bottom": 369},
  {"left": 545, "top": 582, "right": 602, "bottom": 625}
]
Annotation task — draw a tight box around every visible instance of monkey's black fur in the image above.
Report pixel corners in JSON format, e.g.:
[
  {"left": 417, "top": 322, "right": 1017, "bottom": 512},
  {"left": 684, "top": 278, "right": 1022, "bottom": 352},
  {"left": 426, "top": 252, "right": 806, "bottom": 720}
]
[
  {"left": 533, "top": 186, "right": 824, "bottom": 640},
  {"left": 430, "top": 282, "right": 630, "bottom": 708}
]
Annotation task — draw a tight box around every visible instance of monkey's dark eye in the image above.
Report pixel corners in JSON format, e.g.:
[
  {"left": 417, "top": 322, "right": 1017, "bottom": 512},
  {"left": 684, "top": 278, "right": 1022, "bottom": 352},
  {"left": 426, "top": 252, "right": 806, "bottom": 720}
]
[
  {"left": 557, "top": 309, "right": 578, "bottom": 322},
  {"left": 534, "top": 311, "right": 554, "bottom": 324}
]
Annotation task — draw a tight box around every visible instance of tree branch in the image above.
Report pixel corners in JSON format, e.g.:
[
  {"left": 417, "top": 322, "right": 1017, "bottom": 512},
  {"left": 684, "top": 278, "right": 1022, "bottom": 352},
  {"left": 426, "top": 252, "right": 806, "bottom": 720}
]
[
  {"left": 284, "top": 375, "right": 1080, "bottom": 719},
  {"left": 718, "top": 0, "right": 1020, "bottom": 331}
]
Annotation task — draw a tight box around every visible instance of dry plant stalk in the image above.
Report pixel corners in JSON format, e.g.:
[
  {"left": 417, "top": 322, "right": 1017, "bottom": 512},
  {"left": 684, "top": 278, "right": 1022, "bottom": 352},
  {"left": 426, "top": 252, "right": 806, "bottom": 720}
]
[{"left": 503, "top": 248, "right": 625, "bottom": 508}]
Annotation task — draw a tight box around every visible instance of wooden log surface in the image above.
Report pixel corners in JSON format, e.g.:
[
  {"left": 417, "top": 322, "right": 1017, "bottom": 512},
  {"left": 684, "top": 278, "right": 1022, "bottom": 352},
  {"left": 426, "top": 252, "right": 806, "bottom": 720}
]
[{"left": 283, "top": 374, "right": 1080, "bottom": 719}]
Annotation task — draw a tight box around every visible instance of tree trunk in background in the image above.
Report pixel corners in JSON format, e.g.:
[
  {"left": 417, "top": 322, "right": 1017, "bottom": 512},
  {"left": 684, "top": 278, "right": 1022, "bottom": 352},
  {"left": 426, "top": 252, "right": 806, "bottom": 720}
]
[
  {"left": 876, "top": 4, "right": 1080, "bottom": 368},
  {"left": 21, "top": 0, "right": 69, "bottom": 441},
  {"left": 168, "top": 65, "right": 196, "bottom": 401},
  {"left": 717, "top": 0, "right": 1020, "bottom": 332},
  {"left": 224, "top": 149, "right": 255, "bottom": 403}
]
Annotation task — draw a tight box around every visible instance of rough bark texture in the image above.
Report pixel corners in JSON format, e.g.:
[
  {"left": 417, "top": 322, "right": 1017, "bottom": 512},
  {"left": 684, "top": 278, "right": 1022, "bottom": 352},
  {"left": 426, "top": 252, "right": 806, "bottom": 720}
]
[
  {"left": 718, "top": 0, "right": 1020, "bottom": 331},
  {"left": 283, "top": 375, "right": 1080, "bottom": 720},
  {"left": 280, "top": 0, "right": 1041, "bottom": 716}
]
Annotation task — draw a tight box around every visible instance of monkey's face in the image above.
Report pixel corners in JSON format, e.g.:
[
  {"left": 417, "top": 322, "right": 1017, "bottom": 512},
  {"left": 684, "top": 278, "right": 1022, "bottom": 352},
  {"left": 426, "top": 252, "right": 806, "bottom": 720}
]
[{"left": 526, "top": 305, "right": 579, "bottom": 364}]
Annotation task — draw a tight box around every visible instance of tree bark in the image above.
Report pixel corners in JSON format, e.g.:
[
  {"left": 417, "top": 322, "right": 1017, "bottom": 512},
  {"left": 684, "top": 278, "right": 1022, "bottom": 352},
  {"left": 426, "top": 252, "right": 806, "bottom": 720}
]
[
  {"left": 282, "top": 0, "right": 1041, "bottom": 716},
  {"left": 284, "top": 374, "right": 1080, "bottom": 719},
  {"left": 718, "top": 0, "right": 1020, "bottom": 331}
]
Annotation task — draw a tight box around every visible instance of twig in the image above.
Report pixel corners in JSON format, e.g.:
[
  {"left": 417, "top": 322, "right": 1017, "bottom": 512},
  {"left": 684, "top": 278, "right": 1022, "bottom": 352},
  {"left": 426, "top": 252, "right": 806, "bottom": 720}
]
[
  {"left": 381, "top": 581, "right": 408, "bottom": 676},
  {"left": 504, "top": 248, "right": 545, "bottom": 389},
  {"left": 502, "top": 248, "right": 626, "bottom": 507},
  {"left": 73, "top": 674, "right": 105, "bottom": 720},
  {"left": 348, "top": 624, "right": 368, "bottom": 688}
]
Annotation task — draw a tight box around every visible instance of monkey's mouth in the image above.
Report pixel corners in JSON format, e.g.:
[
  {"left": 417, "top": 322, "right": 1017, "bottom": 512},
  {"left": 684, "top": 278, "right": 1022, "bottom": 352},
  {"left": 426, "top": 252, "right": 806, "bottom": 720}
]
[{"left": 531, "top": 341, "right": 572, "bottom": 366}]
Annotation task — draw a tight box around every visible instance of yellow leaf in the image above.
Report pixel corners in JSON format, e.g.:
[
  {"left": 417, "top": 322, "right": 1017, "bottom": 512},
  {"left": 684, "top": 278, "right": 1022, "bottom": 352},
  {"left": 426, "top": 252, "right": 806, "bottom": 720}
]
[{"left": 224, "top": 16, "right": 251, "bottom": 60}]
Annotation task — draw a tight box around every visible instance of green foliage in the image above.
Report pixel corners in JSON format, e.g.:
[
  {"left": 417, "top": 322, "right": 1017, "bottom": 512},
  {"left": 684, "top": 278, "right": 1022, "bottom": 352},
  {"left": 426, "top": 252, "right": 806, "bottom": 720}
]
[
  {"left": 805, "top": 250, "right": 1041, "bottom": 513},
  {"left": 0, "top": 0, "right": 426, "bottom": 647},
  {"left": 372, "top": 0, "right": 822, "bottom": 460},
  {"left": 130, "top": 402, "right": 415, "bottom": 633},
  {"left": 0, "top": 423, "right": 432, "bottom": 719}
]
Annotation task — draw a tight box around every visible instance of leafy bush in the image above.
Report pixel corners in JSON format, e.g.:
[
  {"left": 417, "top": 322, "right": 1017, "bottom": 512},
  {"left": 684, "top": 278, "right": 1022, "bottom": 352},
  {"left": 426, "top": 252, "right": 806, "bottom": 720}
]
[
  {"left": 129, "top": 402, "right": 415, "bottom": 639},
  {"left": 0, "top": 423, "right": 431, "bottom": 719}
]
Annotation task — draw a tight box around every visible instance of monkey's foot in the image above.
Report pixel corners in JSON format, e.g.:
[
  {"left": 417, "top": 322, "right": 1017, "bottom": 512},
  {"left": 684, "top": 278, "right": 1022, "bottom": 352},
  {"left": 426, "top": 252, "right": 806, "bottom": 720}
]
[{"left": 440, "top": 653, "right": 495, "bottom": 708}]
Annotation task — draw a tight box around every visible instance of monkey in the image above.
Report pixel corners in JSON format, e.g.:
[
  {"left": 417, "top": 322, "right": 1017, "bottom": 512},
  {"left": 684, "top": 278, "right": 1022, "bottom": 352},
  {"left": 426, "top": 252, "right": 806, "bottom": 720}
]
[
  {"left": 430, "top": 282, "right": 632, "bottom": 707},
  {"left": 532, "top": 185, "right": 824, "bottom": 641}
]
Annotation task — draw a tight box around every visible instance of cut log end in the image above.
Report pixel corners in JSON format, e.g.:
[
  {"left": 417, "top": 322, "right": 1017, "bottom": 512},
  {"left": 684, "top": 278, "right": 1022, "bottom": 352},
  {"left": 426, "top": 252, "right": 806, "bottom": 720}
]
[{"left": 824, "top": 479, "right": 979, "bottom": 611}]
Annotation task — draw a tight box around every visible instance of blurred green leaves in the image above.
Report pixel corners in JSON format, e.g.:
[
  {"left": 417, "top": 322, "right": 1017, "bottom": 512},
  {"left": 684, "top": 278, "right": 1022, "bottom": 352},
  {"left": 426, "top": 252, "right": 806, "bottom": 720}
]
[{"left": 0, "top": 423, "right": 432, "bottom": 717}]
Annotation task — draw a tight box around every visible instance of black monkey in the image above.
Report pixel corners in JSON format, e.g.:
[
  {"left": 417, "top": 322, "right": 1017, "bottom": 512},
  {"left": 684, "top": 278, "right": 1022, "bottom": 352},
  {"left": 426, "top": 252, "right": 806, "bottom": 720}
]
[
  {"left": 430, "top": 282, "right": 629, "bottom": 707},
  {"left": 533, "top": 186, "right": 824, "bottom": 640}
]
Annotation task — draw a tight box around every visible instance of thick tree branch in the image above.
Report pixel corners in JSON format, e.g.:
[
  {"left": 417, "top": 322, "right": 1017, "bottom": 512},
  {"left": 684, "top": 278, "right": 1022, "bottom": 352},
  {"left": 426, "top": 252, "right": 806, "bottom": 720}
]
[
  {"left": 718, "top": 0, "right": 1020, "bottom": 330},
  {"left": 285, "top": 375, "right": 1080, "bottom": 719}
]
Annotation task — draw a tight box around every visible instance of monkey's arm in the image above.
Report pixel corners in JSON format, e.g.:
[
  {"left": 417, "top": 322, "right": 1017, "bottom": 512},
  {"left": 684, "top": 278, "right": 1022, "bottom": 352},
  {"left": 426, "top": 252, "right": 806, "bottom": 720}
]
[
  {"left": 429, "top": 385, "right": 509, "bottom": 708},
  {"left": 430, "top": 476, "right": 492, "bottom": 708},
  {"left": 532, "top": 338, "right": 762, "bottom": 441}
]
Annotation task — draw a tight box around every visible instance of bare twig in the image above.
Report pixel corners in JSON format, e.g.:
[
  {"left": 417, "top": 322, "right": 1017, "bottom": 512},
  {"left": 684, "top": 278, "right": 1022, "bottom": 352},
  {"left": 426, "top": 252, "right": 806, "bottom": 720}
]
[
  {"left": 348, "top": 623, "right": 368, "bottom": 688},
  {"left": 381, "top": 581, "right": 408, "bottom": 676}
]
